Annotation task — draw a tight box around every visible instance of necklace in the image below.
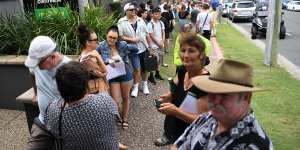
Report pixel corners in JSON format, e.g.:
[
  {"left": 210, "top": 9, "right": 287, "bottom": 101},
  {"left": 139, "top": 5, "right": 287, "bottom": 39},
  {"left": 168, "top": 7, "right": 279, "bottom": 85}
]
[
  {"left": 183, "top": 73, "right": 192, "bottom": 91},
  {"left": 183, "top": 69, "right": 208, "bottom": 91}
]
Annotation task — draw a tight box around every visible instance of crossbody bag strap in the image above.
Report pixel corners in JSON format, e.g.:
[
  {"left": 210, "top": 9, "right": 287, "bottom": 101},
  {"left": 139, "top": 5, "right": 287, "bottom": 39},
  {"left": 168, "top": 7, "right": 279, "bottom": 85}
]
[
  {"left": 57, "top": 101, "right": 66, "bottom": 150},
  {"left": 201, "top": 13, "right": 209, "bottom": 32}
]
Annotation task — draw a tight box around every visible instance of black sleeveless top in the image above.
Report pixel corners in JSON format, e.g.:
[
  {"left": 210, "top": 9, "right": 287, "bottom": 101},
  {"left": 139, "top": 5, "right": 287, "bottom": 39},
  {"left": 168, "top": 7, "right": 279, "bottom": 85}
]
[{"left": 164, "top": 66, "right": 208, "bottom": 143}]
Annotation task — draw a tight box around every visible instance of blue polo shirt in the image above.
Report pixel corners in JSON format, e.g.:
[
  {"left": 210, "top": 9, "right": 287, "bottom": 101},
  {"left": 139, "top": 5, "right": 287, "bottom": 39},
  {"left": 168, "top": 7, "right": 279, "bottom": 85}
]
[{"left": 29, "top": 56, "right": 70, "bottom": 124}]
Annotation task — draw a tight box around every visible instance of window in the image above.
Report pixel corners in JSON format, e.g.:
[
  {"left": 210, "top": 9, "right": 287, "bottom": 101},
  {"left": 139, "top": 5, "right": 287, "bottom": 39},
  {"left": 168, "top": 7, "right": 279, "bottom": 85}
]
[{"left": 237, "top": 2, "right": 255, "bottom": 8}]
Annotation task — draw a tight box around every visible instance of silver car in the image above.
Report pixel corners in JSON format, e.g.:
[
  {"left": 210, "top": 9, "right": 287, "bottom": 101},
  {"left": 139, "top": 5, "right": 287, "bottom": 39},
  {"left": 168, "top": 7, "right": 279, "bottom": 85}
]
[{"left": 229, "top": 1, "right": 256, "bottom": 22}]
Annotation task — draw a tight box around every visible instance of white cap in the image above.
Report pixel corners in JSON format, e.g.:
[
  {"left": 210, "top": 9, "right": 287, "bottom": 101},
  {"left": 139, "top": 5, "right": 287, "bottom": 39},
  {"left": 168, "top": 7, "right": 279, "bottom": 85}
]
[
  {"left": 25, "top": 36, "right": 57, "bottom": 68},
  {"left": 124, "top": 3, "right": 134, "bottom": 12}
]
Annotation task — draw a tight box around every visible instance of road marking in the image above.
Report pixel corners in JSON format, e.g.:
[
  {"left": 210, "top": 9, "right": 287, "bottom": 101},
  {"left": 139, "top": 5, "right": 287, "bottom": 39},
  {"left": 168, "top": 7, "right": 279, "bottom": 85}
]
[{"left": 286, "top": 32, "right": 292, "bottom": 36}]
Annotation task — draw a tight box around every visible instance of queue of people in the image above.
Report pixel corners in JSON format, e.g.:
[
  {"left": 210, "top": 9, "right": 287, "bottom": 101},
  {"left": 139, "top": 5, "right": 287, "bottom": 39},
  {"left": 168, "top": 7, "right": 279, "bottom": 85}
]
[{"left": 24, "top": 0, "right": 273, "bottom": 150}]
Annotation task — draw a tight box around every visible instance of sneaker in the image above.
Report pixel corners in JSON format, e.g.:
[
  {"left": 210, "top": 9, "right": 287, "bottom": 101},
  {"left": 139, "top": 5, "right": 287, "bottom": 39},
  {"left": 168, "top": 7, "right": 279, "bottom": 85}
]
[
  {"left": 162, "top": 63, "right": 168, "bottom": 67},
  {"left": 131, "top": 84, "right": 139, "bottom": 98},
  {"left": 148, "top": 73, "right": 156, "bottom": 84},
  {"left": 155, "top": 73, "right": 164, "bottom": 80},
  {"left": 154, "top": 135, "right": 171, "bottom": 146},
  {"left": 142, "top": 81, "right": 150, "bottom": 95}
]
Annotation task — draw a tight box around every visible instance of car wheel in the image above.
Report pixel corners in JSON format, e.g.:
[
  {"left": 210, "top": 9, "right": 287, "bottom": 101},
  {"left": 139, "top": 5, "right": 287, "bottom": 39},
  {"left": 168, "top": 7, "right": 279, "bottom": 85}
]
[
  {"left": 232, "top": 16, "right": 236, "bottom": 22},
  {"left": 280, "top": 24, "right": 286, "bottom": 39},
  {"left": 251, "top": 26, "right": 257, "bottom": 39}
]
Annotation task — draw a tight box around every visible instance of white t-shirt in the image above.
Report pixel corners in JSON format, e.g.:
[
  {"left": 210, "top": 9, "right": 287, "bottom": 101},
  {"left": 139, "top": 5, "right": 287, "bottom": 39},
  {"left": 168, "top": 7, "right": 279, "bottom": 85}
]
[
  {"left": 147, "top": 20, "right": 165, "bottom": 49},
  {"left": 196, "top": 11, "right": 212, "bottom": 31},
  {"left": 118, "top": 16, "right": 149, "bottom": 54}
]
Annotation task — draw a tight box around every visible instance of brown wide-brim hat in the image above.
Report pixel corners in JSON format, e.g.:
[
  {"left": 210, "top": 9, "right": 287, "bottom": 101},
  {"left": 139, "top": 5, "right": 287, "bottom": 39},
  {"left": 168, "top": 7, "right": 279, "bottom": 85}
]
[{"left": 191, "top": 59, "right": 265, "bottom": 93}]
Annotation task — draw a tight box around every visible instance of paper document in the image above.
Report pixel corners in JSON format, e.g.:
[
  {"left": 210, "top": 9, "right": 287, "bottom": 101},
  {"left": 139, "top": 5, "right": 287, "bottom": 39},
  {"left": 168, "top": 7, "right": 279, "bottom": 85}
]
[
  {"left": 106, "top": 62, "right": 126, "bottom": 80},
  {"left": 179, "top": 92, "right": 198, "bottom": 114}
]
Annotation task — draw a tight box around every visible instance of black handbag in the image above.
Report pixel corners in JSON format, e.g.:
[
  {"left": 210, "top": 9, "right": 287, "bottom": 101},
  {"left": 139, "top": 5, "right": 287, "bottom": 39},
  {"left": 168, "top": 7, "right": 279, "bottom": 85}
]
[
  {"left": 34, "top": 102, "right": 65, "bottom": 150},
  {"left": 143, "top": 50, "right": 158, "bottom": 72}
]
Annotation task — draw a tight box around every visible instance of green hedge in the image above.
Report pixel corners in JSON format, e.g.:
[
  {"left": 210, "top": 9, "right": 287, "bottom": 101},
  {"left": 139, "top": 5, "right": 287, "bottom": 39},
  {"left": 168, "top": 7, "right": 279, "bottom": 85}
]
[{"left": 0, "top": 6, "right": 118, "bottom": 55}]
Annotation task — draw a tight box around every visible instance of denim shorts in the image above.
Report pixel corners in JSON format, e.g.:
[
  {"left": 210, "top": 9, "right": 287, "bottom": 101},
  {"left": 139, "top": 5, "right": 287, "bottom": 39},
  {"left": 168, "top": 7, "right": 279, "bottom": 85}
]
[
  {"left": 129, "top": 53, "right": 141, "bottom": 70},
  {"left": 109, "top": 65, "right": 133, "bottom": 84}
]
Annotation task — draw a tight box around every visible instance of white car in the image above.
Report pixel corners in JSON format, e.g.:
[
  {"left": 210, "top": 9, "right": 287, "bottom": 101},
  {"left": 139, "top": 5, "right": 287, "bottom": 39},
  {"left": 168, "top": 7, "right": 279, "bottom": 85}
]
[
  {"left": 287, "top": 1, "right": 300, "bottom": 11},
  {"left": 222, "top": 0, "right": 234, "bottom": 17},
  {"left": 228, "top": 1, "right": 256, "bottom": 22}
]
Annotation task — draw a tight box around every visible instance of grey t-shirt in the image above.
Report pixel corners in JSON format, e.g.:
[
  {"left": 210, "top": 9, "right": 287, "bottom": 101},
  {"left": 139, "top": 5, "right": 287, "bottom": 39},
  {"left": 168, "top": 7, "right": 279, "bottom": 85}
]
[{"left": 45, "top": 93, "right": 119, "bottom": 150}]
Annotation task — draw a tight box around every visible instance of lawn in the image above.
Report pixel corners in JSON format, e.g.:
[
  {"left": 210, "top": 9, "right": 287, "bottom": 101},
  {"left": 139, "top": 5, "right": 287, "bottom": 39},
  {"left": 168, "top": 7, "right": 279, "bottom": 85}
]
[
  {"left": 160, "top": 22, "right": 300, "bottom": 149},
  {"left": 216, "top": 22, "right": 300, "bottom": 149}
]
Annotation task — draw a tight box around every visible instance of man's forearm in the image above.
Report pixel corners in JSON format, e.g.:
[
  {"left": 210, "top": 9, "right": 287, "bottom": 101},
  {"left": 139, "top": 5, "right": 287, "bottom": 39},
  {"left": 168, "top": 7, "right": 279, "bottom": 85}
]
[
  {"left": 120, "top": 36, "right": 136, "bottom": 43},
  {"left": 30, "top": 74, "right": 37, "bottom": 95},
  {"left": 169, "top": 145, "right": 178, "bottom": 150}
]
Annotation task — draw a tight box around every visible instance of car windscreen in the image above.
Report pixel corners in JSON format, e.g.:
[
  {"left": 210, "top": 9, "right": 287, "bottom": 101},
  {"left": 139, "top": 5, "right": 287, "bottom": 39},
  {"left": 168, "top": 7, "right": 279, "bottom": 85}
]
[
  {"left": 237, "top": 2, "right": 255, "bottom": 8},
  {"left": 225, "top": 0, "right": 233, "bottom": 3}
]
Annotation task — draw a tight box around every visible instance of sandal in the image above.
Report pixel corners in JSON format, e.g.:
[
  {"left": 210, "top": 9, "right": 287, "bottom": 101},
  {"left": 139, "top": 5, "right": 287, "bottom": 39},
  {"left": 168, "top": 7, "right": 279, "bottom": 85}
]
[
  {"left": 122, "top": 121, "right": 129, "bottom": 130},
  {"left": 117, "top": 119, "right": 123, "bottom": 126},
  {"left": 119, "top": 142, "right": 127, "bottom": 150},
  {"left": 154, "top": 135, "right": 171, "bottom": 146}
]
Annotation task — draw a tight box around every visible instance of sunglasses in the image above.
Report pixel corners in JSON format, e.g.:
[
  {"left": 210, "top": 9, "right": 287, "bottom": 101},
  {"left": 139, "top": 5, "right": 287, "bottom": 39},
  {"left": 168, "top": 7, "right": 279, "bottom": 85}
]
[
  {"left": 108, "top": 36, "right": 118, "bottom": 40},
  {"left": 88, "top": 38, "right": 98, "bottom": 42},
  {"left": 127, "top": 8, "right": 136, "bottom": 12},
  {"left": 39, "top": 54, "right": 53, "bottom": 65}
]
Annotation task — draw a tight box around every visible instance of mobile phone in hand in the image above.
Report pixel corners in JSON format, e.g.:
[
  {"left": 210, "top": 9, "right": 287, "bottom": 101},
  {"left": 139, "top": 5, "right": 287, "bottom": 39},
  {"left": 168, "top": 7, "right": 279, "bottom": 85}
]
[{"left": 153, "top": 99, "right": 163, "bottom": 109}]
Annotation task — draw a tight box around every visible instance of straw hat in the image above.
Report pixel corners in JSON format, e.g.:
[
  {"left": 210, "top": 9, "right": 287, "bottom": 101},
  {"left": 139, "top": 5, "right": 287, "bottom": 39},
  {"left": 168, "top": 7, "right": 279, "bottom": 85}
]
[{"left": 191, "top": 59, "right": 264, "bottom": 93}]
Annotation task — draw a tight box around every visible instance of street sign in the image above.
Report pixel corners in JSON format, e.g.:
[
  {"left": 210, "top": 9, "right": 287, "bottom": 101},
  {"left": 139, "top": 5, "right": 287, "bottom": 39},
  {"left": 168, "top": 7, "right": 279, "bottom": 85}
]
[{"left": 34, "top": 0, "right": 69, "bottom": 19}]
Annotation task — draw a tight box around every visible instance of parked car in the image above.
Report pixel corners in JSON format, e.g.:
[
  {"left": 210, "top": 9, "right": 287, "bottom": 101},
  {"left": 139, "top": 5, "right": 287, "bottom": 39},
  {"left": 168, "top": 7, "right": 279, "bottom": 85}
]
[
  {"left": 282, "top": 0, "right": 289, "bottom": 9},
  {"left": 287, "top": 0, "right": 300, "bottom": 11},
  {"left": 228, "top": 1, "right": 256, "bottom": 22},
  {"left": 251, "top": 0, "right": 286, "bottom": 39},
  {"left": 222, "top": 0, "right": 234, "bottom": 17}
]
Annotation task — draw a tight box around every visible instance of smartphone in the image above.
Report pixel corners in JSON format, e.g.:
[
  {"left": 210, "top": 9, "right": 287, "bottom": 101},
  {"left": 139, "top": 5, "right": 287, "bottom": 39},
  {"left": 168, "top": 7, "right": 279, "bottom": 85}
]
[{"left": 153, "top": 99, "right": 163, "bottom": 108}]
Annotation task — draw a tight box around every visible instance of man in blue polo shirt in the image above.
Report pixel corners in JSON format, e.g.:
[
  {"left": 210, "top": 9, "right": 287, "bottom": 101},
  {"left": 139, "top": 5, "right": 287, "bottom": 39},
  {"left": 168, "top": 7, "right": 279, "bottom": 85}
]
[{"left": 25, "top": 36, "right": 70, "bottom": 149}]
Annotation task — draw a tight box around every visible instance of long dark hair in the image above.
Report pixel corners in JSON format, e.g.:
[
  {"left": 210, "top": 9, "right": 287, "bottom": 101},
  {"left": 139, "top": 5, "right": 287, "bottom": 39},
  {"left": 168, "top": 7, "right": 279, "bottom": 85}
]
[{"left": 77, "top": 23, "right": 94, "bottom": 48}]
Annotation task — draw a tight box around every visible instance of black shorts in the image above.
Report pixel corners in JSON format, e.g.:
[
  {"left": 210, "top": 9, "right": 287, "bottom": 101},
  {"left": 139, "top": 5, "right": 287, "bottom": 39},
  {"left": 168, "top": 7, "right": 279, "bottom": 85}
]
[
  {"left": 138, "top": 51, "right": 147, "bottom": 73},
  {"left": 202, "top": 30, "right": 211, "bottom": 40},
  {"left": 165, "top": 30, "right": 171, "bottom": 39}
]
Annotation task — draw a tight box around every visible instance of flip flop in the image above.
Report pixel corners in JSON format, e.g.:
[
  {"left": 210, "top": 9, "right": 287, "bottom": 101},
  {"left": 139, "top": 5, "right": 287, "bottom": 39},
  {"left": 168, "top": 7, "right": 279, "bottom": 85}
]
[
  {"left": 122, "top": 121, "right": 129, "bottom": 130},
  {"left": 117, "top": 119, "right": 123, "bottom": 126}
]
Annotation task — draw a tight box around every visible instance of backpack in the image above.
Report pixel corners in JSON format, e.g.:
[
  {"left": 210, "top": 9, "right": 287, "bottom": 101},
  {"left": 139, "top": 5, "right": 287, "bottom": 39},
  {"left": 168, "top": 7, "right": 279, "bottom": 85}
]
[{"left": 161, "top": 12, "right": 170, "bottom": 29}]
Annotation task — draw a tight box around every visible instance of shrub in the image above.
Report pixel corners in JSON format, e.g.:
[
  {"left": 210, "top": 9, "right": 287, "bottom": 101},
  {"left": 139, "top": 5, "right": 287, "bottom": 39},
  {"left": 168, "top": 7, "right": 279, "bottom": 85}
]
[{"left": 0, "top": 6, "right": 118, "bottom": 55}]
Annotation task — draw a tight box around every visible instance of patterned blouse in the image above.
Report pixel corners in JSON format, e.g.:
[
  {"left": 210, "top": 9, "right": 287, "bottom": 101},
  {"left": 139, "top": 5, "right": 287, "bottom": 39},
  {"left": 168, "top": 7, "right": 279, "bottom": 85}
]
[
  {"left": 175, "top": 112, "right": 273, "bottom": 150},
  {"left": 45, "top": 93, "right": 119, "bottom": 150}
]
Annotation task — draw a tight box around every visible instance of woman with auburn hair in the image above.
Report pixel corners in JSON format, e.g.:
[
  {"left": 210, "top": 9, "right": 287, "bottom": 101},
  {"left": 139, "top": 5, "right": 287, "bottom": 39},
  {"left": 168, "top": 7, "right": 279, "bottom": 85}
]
[{"left": 154, "top": 33, "right": 209, "bottom": 146}]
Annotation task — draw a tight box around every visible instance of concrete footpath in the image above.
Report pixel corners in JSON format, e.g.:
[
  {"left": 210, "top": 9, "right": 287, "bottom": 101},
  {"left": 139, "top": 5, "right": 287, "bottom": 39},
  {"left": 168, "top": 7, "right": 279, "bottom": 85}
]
[{"left": 0, "top": 38, "right": 223, "bottom": 150}]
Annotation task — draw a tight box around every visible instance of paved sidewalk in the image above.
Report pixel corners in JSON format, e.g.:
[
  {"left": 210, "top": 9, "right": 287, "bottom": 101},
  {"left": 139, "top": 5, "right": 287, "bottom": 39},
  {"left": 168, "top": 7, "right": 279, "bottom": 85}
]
[
  {"left": 0, "top": 37, "right": 224, "bottom": 150},
  {"left": 0, "top": 82, "right": 169, "bottom": 150}
]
